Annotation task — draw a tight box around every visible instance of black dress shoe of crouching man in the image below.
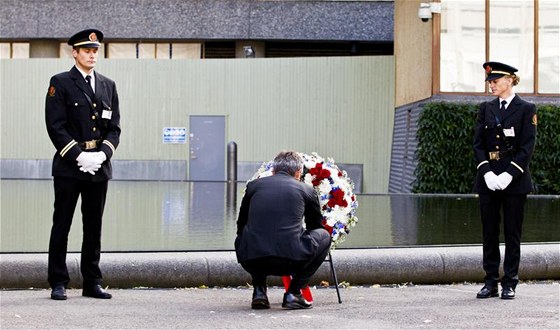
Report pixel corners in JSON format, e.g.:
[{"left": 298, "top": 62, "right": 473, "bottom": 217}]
[
  {"left": 476, "top": 285, "right": 499, "bottom": 298},
  {"left": 51, "top": 285, "right": 67, "bottom": 300},
  {"left": 251, "top": 286, "right": 270, "bottom": 309},
  {"left": 83, "top": 284, "right": 112, "bottom": 299},
  {"left": 282, "top": 292, "right": 313, "bottom": 309}
]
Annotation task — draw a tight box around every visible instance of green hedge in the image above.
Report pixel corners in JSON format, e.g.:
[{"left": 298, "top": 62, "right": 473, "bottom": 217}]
[{"left": 412, "top": 102, "right": 560, "bottom": 195}]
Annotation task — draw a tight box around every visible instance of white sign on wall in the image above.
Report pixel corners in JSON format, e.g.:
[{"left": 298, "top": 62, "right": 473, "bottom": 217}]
[{"left": 163, "top": 127, "right": 187, "bottom": 144}]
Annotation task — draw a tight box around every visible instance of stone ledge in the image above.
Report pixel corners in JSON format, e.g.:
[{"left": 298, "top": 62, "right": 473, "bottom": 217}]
[{"left": 1, "top": 244, "right": 558, "bottom": 289}]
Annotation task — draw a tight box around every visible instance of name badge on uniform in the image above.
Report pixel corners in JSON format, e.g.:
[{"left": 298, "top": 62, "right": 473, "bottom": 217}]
[
  {"left": 102, "top": 109, "right": 112, "bottom": 120},
  {"left": 503, "top": 127, "right": 515, "bottom": 137}
]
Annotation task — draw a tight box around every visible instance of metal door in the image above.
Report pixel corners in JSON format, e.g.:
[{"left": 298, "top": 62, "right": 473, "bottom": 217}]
[{"left": 189, "top": 115, "right": 226, "bottom": 181}]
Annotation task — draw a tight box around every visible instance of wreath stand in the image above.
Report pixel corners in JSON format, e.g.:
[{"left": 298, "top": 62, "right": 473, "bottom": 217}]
[{"left": 282, "top": 251, "right": 342, "bottom": 304}]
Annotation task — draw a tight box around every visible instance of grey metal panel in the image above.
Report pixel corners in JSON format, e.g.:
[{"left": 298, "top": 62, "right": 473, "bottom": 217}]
[
  {"left": 388, "top": 100, "right": 423, "bottom": 193},
  {"left": 1, "top": 56, "right": 394, "bottom": 193},
  {"left": 0, "top": 1, "right": 393, "bottom": 42},
  {"left": 0, "top": 159, "right": 187, "bottom": 181}
]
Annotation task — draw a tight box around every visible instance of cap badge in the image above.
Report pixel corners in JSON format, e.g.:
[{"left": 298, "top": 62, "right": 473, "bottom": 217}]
[
  {"left": 485, "top": 65, "right": 492, "bottom": 74},
  {"left": 89, "top": 32, "right": 98, "bottom": 42}
]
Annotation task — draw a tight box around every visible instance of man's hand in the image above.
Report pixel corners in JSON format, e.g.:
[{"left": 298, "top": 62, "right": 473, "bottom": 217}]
[
  {"left": 484, "top": 172, "right": 501, "bottom": 191},
  {"left": 496, "top": 172, "right": 513, "bottom": 190},
  {"left": 76, "top": 152, "right": 102, "bottom": 175}
]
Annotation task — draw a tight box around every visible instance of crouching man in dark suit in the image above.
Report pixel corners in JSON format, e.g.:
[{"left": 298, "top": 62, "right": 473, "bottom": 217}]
[{"left": 235, "top": 151, "right": 331, "bottom": 309}]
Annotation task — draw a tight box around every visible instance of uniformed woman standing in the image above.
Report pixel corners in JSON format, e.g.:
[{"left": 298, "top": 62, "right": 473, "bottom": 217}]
[{"left": 473, "top": 62, "right": 537, "bottom": 300}]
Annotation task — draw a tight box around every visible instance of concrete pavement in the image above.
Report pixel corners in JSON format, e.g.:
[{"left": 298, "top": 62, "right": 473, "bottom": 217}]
[{"left": 1, "top": 282, "right": 559, "bottom": 329}]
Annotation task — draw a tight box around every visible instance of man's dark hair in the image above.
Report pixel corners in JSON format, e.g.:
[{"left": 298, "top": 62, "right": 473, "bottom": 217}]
[{"left": 272, "top": 151, "right": 303, "bottom": 176}]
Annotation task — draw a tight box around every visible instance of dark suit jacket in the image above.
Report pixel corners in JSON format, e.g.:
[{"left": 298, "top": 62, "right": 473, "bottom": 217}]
[
  {"left": 235, "top": 171, "right": 325, "bottom": 263},
  {"left": 473, "top": 95, "right": 536, "bottom": 194},
  {"left": 45, "top": 66, "right": 121, "bottom": 181}
]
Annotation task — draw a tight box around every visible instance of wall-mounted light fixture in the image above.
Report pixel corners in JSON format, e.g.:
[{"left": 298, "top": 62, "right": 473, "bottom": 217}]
[
  {"left": 418, "top": 2, "right": 441, "bottom": 22},
  {"left": 243, "top": 46, "right": 255, "bottom": 58}
]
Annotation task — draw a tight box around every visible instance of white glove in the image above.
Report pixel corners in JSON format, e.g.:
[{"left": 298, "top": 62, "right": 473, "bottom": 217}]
[
  {"left": 484, "top": 172, "right": 501, "bottom": 191},
  {"left": 93, "top": 151, "right": 107, "bottom": 164},
  {"left": 76, "top": 152, "right": 101, "bottom": 175},
  {"left": 496, "top": 172, "right": 513, "bottom": 190}
]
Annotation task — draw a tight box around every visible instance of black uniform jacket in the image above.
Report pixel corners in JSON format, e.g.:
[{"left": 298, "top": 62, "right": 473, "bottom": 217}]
[
  {"left": 235, "top": 171, "right": 325, "bottom": 263},
  {"left": 45, "top": 66, "right": 121, "bottom": 181},
  {"left": 473, "top": 95, "right": 536, "bottom": 194}
]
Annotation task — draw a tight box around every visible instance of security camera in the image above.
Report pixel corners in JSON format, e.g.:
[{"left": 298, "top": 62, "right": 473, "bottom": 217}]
[{"left": 418, "top": 3, "right": 432, "bottom": 22}]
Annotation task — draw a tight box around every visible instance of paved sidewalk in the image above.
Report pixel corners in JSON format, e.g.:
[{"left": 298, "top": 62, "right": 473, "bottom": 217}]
[{"left": 1, "top": 282, "right": 558, "bottom": 329}]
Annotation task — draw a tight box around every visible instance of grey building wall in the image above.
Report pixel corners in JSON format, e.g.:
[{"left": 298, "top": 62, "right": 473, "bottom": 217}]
[{"left": 0, "top": 0, "right": 394, "bottom": 42}]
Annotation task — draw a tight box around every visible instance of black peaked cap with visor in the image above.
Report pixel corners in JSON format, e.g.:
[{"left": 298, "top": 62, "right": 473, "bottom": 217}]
[
  {"left": 68, "top": 29, "right": 103, "bottom": 48},
  {"left": 483, "top": 61, "right": 518, "bottom": 82}
]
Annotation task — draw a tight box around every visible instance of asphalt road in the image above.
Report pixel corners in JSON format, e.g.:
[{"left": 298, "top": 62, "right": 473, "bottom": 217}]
[{"left": 1, "top": 282, "right": 559, "bottom": 329}]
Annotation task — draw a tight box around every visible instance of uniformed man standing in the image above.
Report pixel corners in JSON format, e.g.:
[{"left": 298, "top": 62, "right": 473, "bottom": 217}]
[
  {"left": 473, "top": 62, "right": 537, "bottom": 300},
  {"left": 45, "top": 29, "right": 120, "bottom": 300}
]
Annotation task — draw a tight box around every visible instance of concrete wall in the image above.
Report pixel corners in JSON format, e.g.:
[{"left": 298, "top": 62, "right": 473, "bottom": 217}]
[
  {"left": 0, "top": 0, "right": 393, "bottom": 42},
  {"left": 394, "top": 0, "right": 433, "bottom": 107}
]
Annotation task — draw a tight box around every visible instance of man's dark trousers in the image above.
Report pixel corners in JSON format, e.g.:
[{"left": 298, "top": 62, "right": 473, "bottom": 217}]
[{"left": 241, "top": 229, "right": 331, "bottom": 293}]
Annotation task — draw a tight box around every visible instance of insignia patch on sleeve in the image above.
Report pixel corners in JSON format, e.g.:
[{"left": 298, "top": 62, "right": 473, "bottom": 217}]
[
  {"left": 532, "top": 114, "right": 538, "bottom": 126},
  {"left": 48, "top": 86, "right": 56, "bottom": 97}
]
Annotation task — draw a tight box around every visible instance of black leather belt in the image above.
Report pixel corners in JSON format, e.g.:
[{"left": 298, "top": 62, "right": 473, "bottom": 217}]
[
  {"left": 79, "top": 139, "right": 100, "bottom": 150},
  {"left": 489, "top": 149, "right": 514, "bottom": 161}
]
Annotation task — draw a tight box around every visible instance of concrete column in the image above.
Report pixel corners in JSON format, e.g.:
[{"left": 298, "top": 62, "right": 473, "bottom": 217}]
[{"left": 29, "top": 40, "right": 59, "bottom": 58}]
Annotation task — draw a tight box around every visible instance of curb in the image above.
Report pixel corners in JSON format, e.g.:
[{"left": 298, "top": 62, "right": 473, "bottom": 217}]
[{"left": 1, "top": 244, "right": 558, "bottom": 288}]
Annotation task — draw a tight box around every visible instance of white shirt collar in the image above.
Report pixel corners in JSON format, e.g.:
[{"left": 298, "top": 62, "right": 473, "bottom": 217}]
[
  {"left": 499, "top": 94, "right": 515, "bottom": 109},
  {"left": 75, "top": 66, "right": 95, "bottom": 92}
]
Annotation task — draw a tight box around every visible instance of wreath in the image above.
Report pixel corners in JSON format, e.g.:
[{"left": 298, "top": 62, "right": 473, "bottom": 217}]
[{"left": 247, "top": 152, "right": 359, "bottom": 248}]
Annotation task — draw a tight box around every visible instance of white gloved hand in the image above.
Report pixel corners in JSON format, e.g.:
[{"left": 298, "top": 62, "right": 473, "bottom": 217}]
[
  {"left": 484, "top": 172, "right": 501, "bottom": 191},
  {"left": 93, "top": 151, "right": 107, "bottom": 164},
  {"left": 76, "top": 152, "right": 101, "bottom": 175},
  {"left": 496, "top": 172, "right": 513, "bottom": 190}
]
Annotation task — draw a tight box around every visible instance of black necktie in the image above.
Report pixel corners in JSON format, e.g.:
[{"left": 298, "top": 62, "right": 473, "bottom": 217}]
[
  {"left": 85, "top": 75, "right": 94, "bottom": 95},
  {"left": 500, "top": 100, "right": 507, "bottom": 118}
]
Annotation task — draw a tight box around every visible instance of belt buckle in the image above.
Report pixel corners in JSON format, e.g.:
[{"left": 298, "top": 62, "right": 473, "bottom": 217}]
[
  {"left": 85, "top": 140, "right": 97, "bottom": 150},
  {"left": 489, "top": 151, "right": 500, "bottom": 161}
]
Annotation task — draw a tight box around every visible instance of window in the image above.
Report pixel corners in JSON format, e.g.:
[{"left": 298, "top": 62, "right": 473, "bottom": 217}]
[
  {"left": 108, "top": 43, "right": 202, "bottom": 59},
  {"left": 440, "top": 0, "right": 485, "bottom": 92},
  {"left": 0, "top": 43, "right": 30, "bottom": 58},
  {"left": 439, "top": 0, "right": 560, "bottom": 95},
  {"left": 157, "top": 43, "right": 202, "bottom": 59},
  {"left": 538, "top": 0, "right": 560, "bottom": 94},
  {"left": 489, "top": 0, "right": 534, "bottom": 93}
]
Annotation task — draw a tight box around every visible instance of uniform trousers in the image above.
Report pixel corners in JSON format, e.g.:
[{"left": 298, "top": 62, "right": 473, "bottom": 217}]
[
  {"left": 241, "top": 228, "right": 331, "bottom": 294},
  {"left": 48, "top": 176, "right": 108, "bottom": 288},
  {"left": 479, "top": 192, "right": 526, "bottom": 289}
]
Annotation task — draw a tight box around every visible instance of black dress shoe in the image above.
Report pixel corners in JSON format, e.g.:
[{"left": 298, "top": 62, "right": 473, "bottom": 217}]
[
  {"left": 251, "top": 286, "right": 270, "bottom": 309},
  {"left": 501, "top": 287, "right": 515, "bottom": 299},
  {"left": 83, "top": 284, "right": 112, "bottom": 299},
  {"left": 51, "top": 285, "right": 67, "bottom": 300},
  {"left": 476, "top": 285, "right": 498, "bottom": 298},
  {"left": 282, "top": 292, "right": 312, "bottom": 309}
]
